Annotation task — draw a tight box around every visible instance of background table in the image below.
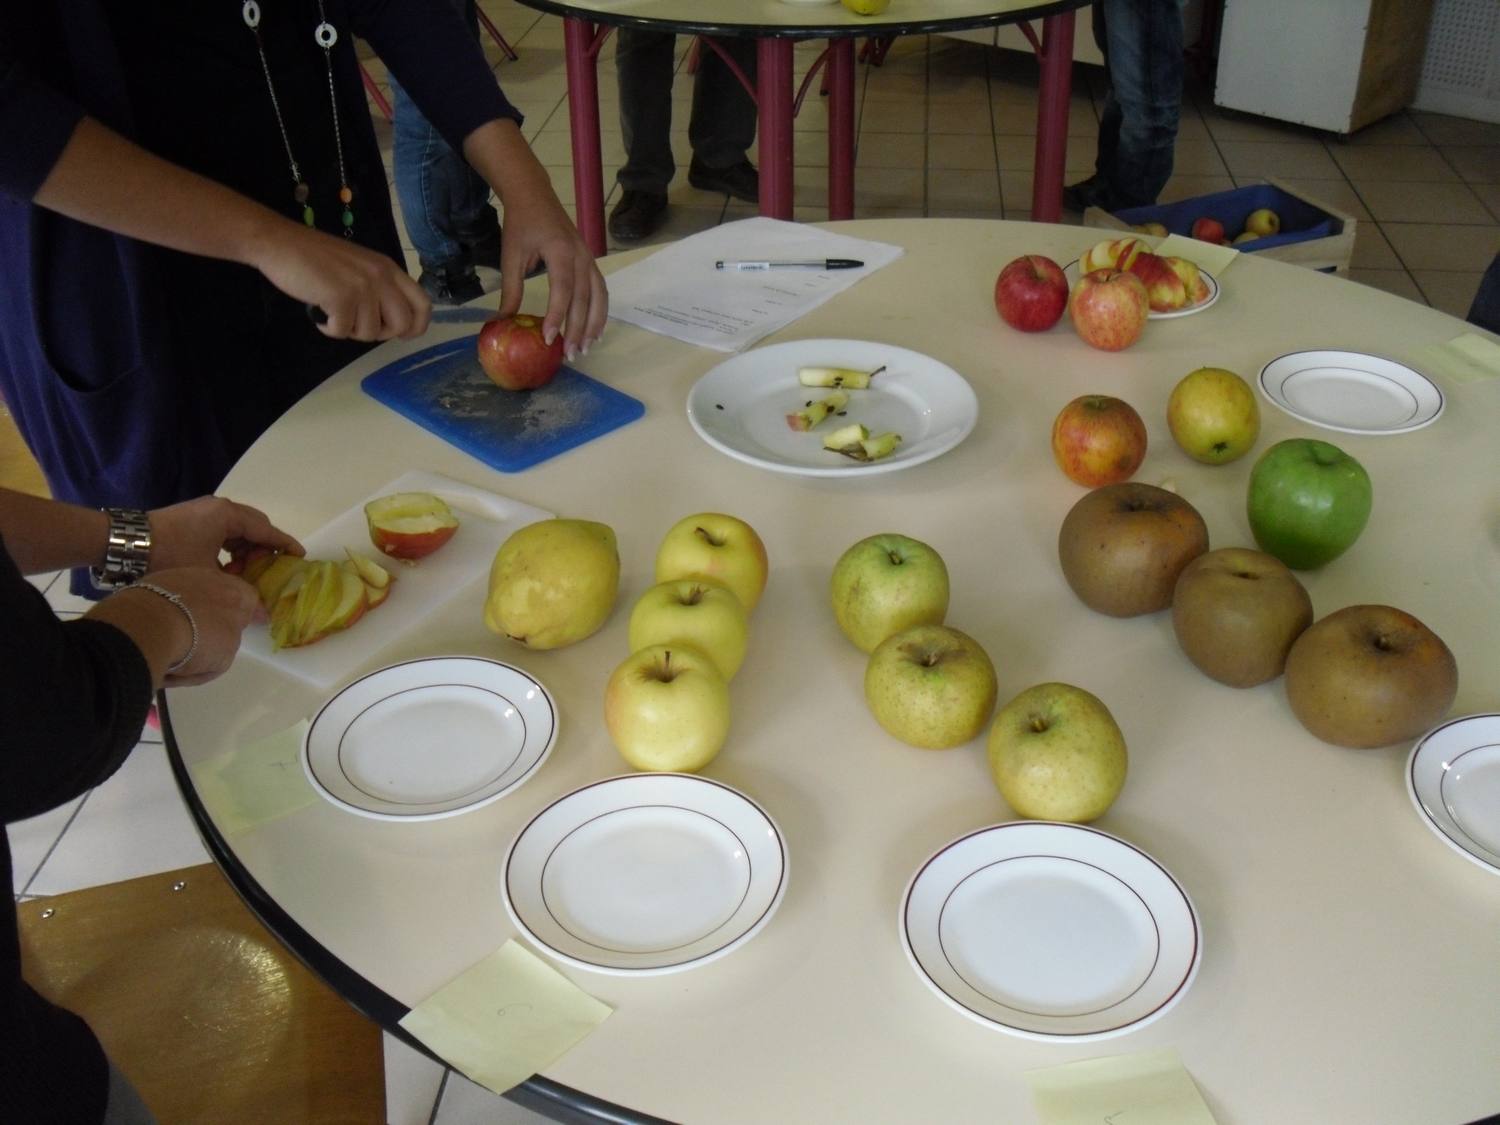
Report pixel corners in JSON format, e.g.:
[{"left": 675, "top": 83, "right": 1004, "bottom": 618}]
[
  {"left": 515, "top": 1, "right": 1089, "bottom": 254},
  {"left": 166, "top": 220, "right": 1500, "bottom": 1124}
]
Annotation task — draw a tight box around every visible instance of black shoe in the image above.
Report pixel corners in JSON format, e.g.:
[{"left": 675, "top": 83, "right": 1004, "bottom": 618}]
[
  {"left": 463, "top": 225, "right": 502, "bottom": 272},
  {"left": 1063, "top": 177, "right": 1104, "bottom": 214},
  {"left": 418, "top": 264, "right": 485, "bottom": 306},
  {"left": 688, "top": 158, "right": 759, "bottom": 204},
  {"left": 608, "top": 190, "right": 669, "bottom": 242}
]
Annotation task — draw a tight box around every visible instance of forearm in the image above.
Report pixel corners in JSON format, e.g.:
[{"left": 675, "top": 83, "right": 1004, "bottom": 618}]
[
  {"left": 0, "top": 488, "right": 109, "bottom": 575},
  {"left": 462, "top": 118, "right": 564, "bottom": 219}
]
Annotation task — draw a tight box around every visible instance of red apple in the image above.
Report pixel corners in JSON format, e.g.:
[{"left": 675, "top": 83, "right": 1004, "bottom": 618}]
[
  {"left": 476, "top": 313, "right": 564, "bottom": 391},
  {"left": 1080, "top": 237, "right": 1147, "bottom": 275},
  {"left": 1127, "top": 251, "right": 1189, "bottom": 312},
  {"left": 1191, "top": 216, "right": 1226, "bottom": 244},
  {"left": 1068, "top": 269, "right": 1150, "bottom": 351},
  {"left": 994, "top": 254, "right": 1069, "bottom": 332},
  {"left": 364, "top": 491, "right": 460, "bottom": 560},
  {"left": 1050, "top": 395, "right": 1148, "bottom": 487}
]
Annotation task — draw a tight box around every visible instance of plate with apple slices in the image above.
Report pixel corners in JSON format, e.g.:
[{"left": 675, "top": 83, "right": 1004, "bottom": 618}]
[
  {"left": 302, "top": 656, "right": 558, "bottom": 821},
  {"left": 686, "top": 339, "right": 977, "bottom": 477},
  {"left": 503, "top": 773, "right": 788, "bottom": 975},
  {"left": 900, "top": 821, "right": 1201, "bottom": 1041},
  {"left": 1062, "top": 259, "right": 1219, "bottom": 319},
  {"left": 1406, "top": 713, "right": 1500, "bottom": 876}
]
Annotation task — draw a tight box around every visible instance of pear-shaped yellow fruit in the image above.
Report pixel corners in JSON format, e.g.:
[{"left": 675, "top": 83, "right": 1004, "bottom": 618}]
[
  {"left": 483, "top": 519, "right": 619, "bottom": 649},
  {"left": 841, "top": 0, "right": 891, "bottom": 14}
]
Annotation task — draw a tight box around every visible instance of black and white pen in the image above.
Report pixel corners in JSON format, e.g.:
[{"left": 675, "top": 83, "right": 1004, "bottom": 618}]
[{"left": 715, "top": 258, "right": 865, "bottom": 271}]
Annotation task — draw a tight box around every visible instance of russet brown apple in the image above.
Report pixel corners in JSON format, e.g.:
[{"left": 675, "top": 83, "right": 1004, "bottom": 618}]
[
  {"left": 1284, "top": 605, "right": 1458, "bottom": 748},
  {"left": 1058, "top": 482, "right": 1209, "bottom": 617},
  {"left": 1172, "top": 548, "right": 1312, "bottom": 687}
]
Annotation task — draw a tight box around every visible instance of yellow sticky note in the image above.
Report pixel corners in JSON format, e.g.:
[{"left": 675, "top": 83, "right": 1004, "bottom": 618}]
[
  {"left": 1153, "top": 234, "right": 1239, "bottom": 276},
  {"left": 1026, "top": 1048, "right": 1218, "bottom": 1125},
  {"left": 189, "top": 719, "right": 316, "bottom": 837},
  {"left": 399, "top": 940, "right": 612, "bottom": 1096}
]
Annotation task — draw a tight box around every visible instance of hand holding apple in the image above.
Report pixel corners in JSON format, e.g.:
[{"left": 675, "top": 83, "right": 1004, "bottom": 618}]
[
  {"left": 1167, "top": 367, "right": 1260, "bottom": 465},
  {"left": 1050, "top": 395, "right": 1148, "bottom": 487},
  {"left": 1068, "top": 269, "right": 1150, "bottom": 351},
  {"left": 477, "top": 313, "right": 564, "bottom": 391},
  {"left": 1247, "top": 439, "right": 1372, "bottom": 569},
  {"left": 987, "top": 682, "right": 1127, "bottom": 822},
  {"left": 830, "top": 533, "right": 950, "bottom": 652},
  {"left": 994, "top": 254, "right": 1069, "bottom": 332}
]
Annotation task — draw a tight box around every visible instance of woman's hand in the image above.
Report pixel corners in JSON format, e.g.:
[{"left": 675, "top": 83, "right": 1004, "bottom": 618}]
[{"left": 148, "top": 496, "right": 303, "bottom": 573}]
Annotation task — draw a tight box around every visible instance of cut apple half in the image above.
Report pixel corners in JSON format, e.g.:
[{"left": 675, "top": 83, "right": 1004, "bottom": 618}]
[{"left": 364, "top": 491, "right": 460, "bottom": 560}]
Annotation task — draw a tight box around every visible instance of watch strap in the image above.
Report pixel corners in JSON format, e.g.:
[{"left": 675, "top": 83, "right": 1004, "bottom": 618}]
[{"left": 90, "top": 507, "right": 153, "bottom": 590}]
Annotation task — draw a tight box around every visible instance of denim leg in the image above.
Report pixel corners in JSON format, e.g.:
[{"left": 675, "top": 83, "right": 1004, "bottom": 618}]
[
  {"left": 1094, "top": 0, "right": 1185, "bottom": 209},
  {"left": 615, "top": 29, "right": 678, "bottom": 193},
  {"left": 688, "top": 37, "right": 758, "bottom": 170},
  {"left": 1468, "top": 252, "right": 1500, "bottom": 334}
]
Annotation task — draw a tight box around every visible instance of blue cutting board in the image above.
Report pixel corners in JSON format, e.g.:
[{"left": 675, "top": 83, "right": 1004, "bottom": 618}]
[{"left": 361, "top": 335, "right": 644, "bottom": 472}]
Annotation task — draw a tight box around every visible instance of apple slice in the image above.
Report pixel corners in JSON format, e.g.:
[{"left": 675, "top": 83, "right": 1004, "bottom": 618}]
[
  {"left": 786, "top": 390, "right": 849, "bottom": 431},
  {"left": 823, "top": 421, "right": 869, "bottom": 453},
  {"left": 856, "top": 431, "right": 903, "bottom": 461},
  {"left": 797, "top": 364, "right": 885, "bottom": 389},
  {"left": 343, "top": 551, "right": 393, "bottom": 612},
  {"left": 253, "top": 553, "right": 308, "bottom": 609},
  {"left": 320, "top": 566, "right": 369, "bottom": 637},
  {"left": 268, "top": 566, "right": 310, "bottom": 650},
  {"left": 364, "top": 491, "right": 460, "bottom": 560}
]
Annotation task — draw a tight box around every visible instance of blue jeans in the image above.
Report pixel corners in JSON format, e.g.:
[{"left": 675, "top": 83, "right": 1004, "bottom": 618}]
[
  {"left": 1091, "top": 0, "right": 1185, "bottom": 209},
  {"left": 389, "top": 0, "right": 499, "bottom": 273},
  {"left": 1469, "top": 253, "right": 1500, "bottom": 334},
  {"left": 615, "top": 30, "right": 757, "bottom": 193}
]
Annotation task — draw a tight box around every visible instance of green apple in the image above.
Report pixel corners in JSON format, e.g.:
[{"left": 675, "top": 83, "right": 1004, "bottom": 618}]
[
  {"left": 628, "top": 578, "right": 748, "bottom": 680},
  {"left": 1166, "top": 366, "right": 1260, "bottom": 465},
  {"left": 604, "top": 644, "right": 731, "bottom": 772},
  {"left": 864, "top": 624, "right": 997, "bottom": 750},
  {"left": 655, "top": 512, "right": 769, "bottom": 613},
  {"left": 829, "top": 533, "right": 950, "bottom": 653},
  {"left": 1247, "top": 439, "right": 1372, "bottom": 570},
  {"left": 483, "top": 518, "right": 620, "bottom": 649},
  {"left": 986, "top": 683, "right": 1127, "bottom": 823}
]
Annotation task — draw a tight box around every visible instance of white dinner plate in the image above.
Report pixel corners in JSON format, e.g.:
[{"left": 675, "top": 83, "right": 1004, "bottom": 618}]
[
  {"left": 503, "top": 774, "right": 788, "bottom": 975},
  {"left": 900, "top": 822, "right": 1201, "bottom": 1041},
  {"left": 1407, "top": 714, "right": 1500, "bottom": 876},
  {"left": 1063, "top": 259, "right": 1220, "bottom": 319},
  {"left": 303, "top": 657, "right": 557, "bottom": 821},
  {"left": 685, "top": 338, "right": 977, "bottom": 477},
  {"left": 1257, "top": 350, "right": 1444, "bottom": 434}
]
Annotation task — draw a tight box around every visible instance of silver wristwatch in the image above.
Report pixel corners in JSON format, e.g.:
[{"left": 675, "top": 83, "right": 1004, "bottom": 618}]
[{"left": 90, "top": 507, "right": 153, "bottom": 590}]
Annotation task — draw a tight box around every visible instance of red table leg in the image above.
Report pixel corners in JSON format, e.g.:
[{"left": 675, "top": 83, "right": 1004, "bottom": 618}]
[
  {"left": 756, "top": 38, "right": 795, "bottom": 220},
  {"left": 826, "top": 38, "right": 856, "bottom": 221},
  {"left": 563, "top": 18, "right": 607, "bottom": 257},
  {"left": 1030, "top": 11, "right": 1076, "bottom": 223}
]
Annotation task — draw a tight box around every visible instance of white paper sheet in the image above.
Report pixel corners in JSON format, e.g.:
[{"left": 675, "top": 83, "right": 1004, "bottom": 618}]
[{"left": 606, "top": 217, "right": 904, "bottom": 352}]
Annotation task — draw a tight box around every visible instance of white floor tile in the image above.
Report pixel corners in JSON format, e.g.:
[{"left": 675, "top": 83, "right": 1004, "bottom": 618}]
[
  {"left": 28, "top": 740, "right": 208, "bottom": 895},
  {"left": 8, "top": 796, "right": 85, "bottom": 895},
  {"left": 383, "top": 1033, "right": 447, "bottom": 1125},
  {"left": 434, "top": 1070, "right": 557, "bottom": 1124}
]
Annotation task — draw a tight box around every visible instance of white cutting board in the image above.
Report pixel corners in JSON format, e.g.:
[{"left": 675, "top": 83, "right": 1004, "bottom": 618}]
[{"left": 239, "top": 470, "right": 552, "bottom": 688}]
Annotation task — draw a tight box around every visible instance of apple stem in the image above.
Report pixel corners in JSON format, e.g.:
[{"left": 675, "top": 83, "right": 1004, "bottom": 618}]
[
  {"left": 1030, "top": 717, "right": 1049, "bottom": 733},
  {"left": 693, "top": 526, "right": 725, "bottom": 548},
  {"left": 887, "top": 550, "right": 904, "bottom": 566}
]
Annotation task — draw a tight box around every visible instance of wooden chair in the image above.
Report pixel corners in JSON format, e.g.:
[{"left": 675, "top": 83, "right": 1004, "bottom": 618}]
[{"left": 18, "top": 863, "right": 385, "bottom": 1124}]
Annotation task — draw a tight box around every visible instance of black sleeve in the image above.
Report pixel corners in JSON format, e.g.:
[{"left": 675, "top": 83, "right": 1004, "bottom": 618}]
[
  {"left": 0, "top": 537, "right": 152, "bottom": 824},
  {"left": 0, "top": 7, "right": 88, "bottom": 202}
]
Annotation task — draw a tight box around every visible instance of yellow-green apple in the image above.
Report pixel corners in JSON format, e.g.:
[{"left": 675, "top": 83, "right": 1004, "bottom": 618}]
[
  {"left": 364, "top": 492, "right": 460, "bottom": 560},
  {"left": 1171, "top": 548, "right": 1312, "bottom": 687},
  {"left": 1232, "top": 231, "right": 1260, "bottom": 246},
  {"left": 1244, "top": 207, "right": 1281, "bottom": 237},
  {"left": 863, "top": 624, "right": 998, "bottom": 750},
  {"left": 477, "top": 313, "right": 564, "bottom": 391},
  {"left": 1284, "top": 605, "right": 1458, "bottom": 748},
  {"left": 840, "top": 0, "right": 892, "bottom": 14},
  {"left": 1050, "top": 395, "right": 1148, "bottom": 487},
  {"left": 1190, "top": 215, "right": 1225, "bottom": 243},
  {"left": 1068, "top": 268, "right": 1150, "bottom": 351},
  {"left": 628, "top": 578, "right": 749, "bottom": 680},
  {"left": 1163, "top": 257, "right": 1208, "bottom": 305},
  {"left": 1080, "top": 237, "right": 1146, "bottom": 274},
  {"left": 1247, "top": 439, "right": 1372, "bottom": 570},
  {"left": 1133, "top": 221, "right": 1169, "bottom": 238},
  {"left": 484, "top": 518, "right": 620, "bottom": 649},
  {"left": 268, "top": 559, "right": 368, "bottom": 649},
  {"left": 1059, "top": 482, "right": 1209, "bottom": 617},
  {"left": 1126, "top": 251, "right": 1190, "bottom": 311},
  {"left": 994, "top": 254, "right": 1069, "bottom": 332},
  {"left": 1167, "top": 366, "right": 1260, "bottom": 465},
  {"left": 604, "top": 644, "right": 731, "bottom": 772},
  {"left": 829, "top": 533, "right": 950, "bottom": 653},
  {"left": 987, "top": 682, "right": 1128, "bottom": 822},
  {"left": 655, "top": 513, "right": 769, "bottom": 613}
]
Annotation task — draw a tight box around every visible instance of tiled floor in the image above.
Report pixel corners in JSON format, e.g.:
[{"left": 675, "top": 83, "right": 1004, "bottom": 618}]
[{"left": 8, "top": 5, "right": 1500, "bottom": 1123}]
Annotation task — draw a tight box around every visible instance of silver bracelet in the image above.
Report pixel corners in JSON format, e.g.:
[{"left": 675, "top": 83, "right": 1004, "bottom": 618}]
[{"left": 131, "top": 582, "right": 200, "bottom": 674}]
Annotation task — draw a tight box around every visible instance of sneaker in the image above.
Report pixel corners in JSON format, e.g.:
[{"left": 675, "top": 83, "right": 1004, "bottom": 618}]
[
  {"left": 1063, "top": 177, "right": 1104, "bottom": 214},
  {"left": 688, "top": 158, "right": 759, "bottom": 204},
  {"left": 418, "top": 264, "right": 485, "bottom": 306},
  {"left": 463, "top": 224, "right": 503, "bottom": 272},
  {"left": 608, "top": 190, "right": 669, "bottom": 242}
]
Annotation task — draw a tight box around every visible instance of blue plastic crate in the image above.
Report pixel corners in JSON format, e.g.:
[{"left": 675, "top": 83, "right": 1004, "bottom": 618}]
[{"left": 1112, "top": 183, "right": 1342, "bottom": 252}]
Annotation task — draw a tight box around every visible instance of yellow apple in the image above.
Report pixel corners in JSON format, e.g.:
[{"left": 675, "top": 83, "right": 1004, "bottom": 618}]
[
  {"left": 987, "top": 682, "right": 1127, "bottom": 822},
  {"left": 484, "top": 518, "right": 620, "bottom": 649},
  {"left": 1167, "top": 366, "right": 1260, "bottom": 465},
  {"left": 864, "top": 624, "right": 998, "bottom": 750},
  {"left": 829, "top": 533, "right": 949, "bottom": 653},
  {"left": 655, "top": 513, "right": 769, "bottom": 613},
  {"left": 628, "top": 578, "right": 749, "bottom": 680},
  {"left": 604, "top": 644, "right": 731, "bottom": 772},
  {"left": 841, "top": 0, "right": 891, "bottom": 14}
]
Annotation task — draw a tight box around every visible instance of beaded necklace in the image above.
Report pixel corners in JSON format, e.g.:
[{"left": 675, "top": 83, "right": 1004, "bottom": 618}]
[{"left": 241, "top": 0, "right": 355, "bottom": 235}]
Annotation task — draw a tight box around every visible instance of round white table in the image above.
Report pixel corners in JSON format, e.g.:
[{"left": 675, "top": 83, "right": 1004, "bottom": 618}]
[{"left": 165, "top": 220, "right": 1500, "bottom": 1124}]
